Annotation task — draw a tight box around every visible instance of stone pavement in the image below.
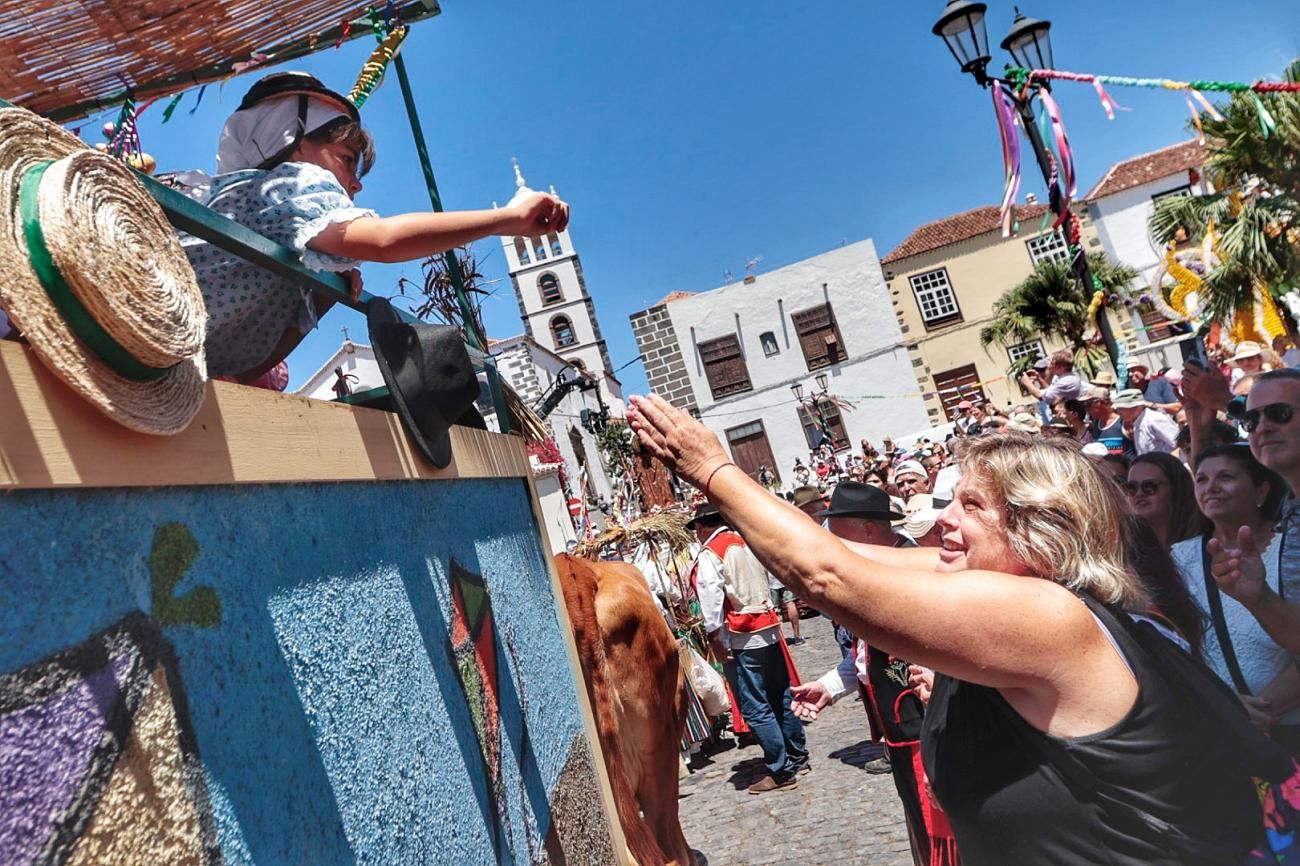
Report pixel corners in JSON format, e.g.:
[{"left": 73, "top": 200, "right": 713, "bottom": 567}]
[{"left": 678, "top": 617, "right": 915, "bottom": 866}]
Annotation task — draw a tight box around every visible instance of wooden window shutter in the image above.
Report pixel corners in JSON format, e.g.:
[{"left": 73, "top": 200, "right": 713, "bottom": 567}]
[
  {"left": 699, "top": 335, "right": 752, "bottom": 399},
  {"left": 791, "top": 303, "right": 845, "bottom": 370}
]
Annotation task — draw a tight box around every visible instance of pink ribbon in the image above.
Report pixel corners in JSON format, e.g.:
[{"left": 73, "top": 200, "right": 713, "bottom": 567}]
[
  {"left": 1091, "top": 79, "right": 1129, "bottom": 120},
  {"left": 1189, "top": 88, "right": 1225, "bottom": 122},
  {"left": 993, "top": 86, "right": 1022, "bottom": 238}
]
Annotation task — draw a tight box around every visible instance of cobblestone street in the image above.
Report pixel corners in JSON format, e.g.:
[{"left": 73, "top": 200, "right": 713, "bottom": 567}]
[{"left": 678, "top": 617, "right": 915, "bottom": 866}]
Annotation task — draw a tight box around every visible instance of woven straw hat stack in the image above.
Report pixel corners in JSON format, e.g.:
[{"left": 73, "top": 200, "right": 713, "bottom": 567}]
[{"left": 0, "top": 106, "right": 208, "bottom": 434}]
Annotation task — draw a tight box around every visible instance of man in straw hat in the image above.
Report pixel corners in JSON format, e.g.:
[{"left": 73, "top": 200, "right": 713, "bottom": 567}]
[
  {"left": 1126, "top": 360, "right": 1181, "bottom": 415},
  {"left": 686, "top": 502, "right": 809, "bottom": 793},
  {"left": 0, "top": 106, "right": 208, "bottom": 434},
  {"left": 182, "top": 71, "right": 569, "bottom": 383}
]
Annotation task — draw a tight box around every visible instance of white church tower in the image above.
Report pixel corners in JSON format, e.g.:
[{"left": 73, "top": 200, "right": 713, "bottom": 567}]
[{"left": 500, "top": 160, "right": 623, "bottom": 407}]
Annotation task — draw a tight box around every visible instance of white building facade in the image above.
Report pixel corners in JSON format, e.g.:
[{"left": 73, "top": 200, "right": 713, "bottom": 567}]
[
  {"left": 630, "top": 239, "right": 929, "bottom": 488},
  {"left": 1084, "top": 140, "right": 1211, "bottom": 342}
]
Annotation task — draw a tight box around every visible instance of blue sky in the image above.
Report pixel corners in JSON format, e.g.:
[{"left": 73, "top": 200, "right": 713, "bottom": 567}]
[{"left": 128, "top": 1, "right": 1300, "bottom": 394}]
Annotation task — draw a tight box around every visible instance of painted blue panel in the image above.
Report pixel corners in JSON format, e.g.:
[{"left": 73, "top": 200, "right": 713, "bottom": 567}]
[{"left": 0, "top": 478, "right": 594, "bottom": 865}]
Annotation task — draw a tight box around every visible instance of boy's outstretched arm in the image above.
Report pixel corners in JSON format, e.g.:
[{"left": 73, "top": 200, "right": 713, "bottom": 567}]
[{"left": 307, "top": 193, "right": 568, "bottom": 263}]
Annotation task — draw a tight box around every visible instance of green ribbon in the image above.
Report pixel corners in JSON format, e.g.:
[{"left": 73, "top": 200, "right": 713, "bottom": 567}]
[{"left": 19, "top": 160, "right": 173, "bottom": 381}]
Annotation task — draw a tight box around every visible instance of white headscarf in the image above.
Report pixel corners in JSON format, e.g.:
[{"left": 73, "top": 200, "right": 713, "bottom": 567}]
[{"left": 216, "top": 94, "right": 348, "bottom": 173}]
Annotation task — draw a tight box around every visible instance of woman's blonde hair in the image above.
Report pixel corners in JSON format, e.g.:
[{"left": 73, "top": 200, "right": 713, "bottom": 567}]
[{"left": 960, "top": 433, "right": 1145, "bottom": 610}]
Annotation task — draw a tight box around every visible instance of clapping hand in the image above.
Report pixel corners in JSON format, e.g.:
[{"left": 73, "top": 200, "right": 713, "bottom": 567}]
[
  {"left": 1209, "top": 525, "right": 1268, "bottom": 607},
  {"left": 790, "top": 681, "right": 832, "bottom": 722}
]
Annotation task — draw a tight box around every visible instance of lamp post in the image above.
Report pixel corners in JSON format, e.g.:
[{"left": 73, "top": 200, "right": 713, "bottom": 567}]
[
  {"left": 791, "top": 376, "right": 836, "bottom": 450},
  {"left": 932, "top": 2, "right": 1120, "bottom": 369}
]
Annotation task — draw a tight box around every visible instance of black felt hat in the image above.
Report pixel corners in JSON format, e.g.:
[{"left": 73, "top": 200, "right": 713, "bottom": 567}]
[
  {"left": 813, "top": 481, "right": 904, "bottom": 521},
  {"left": 366, "top": 297, "right": 482, "bottom": 469},
  {"left": 685, "top": 502, "right": 724, "bottom": 529}
]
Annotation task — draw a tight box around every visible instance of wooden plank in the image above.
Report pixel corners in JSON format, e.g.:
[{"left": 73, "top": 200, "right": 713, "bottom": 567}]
[
  {"left": 520, "top": 474, "right": 633, "bottom": 866},
  {"left": 0, "top": 341, "right": 529, "bottom": 489}
]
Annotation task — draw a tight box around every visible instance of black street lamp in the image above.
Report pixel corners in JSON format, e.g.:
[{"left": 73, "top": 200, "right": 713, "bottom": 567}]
[
  {"left": 932, "top": 2, "right": 1119, "bottom": 369},
  {"left": 791, "top": 377, "right": 836, "bottom": 450}
]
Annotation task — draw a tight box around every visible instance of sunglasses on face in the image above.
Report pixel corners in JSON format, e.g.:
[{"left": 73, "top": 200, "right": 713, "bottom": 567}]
[
  {"left": 1122, "top": 480, "right": 1165, "bottom": 497},
  {"left": 1241, "top": 402, "right": 1296, "bottom": 433}
]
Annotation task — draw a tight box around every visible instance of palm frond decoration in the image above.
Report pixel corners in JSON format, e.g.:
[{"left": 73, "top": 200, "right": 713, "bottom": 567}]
[
  {"left": 980, "top": 253, "right": 1138, "bottom": 357},
  {"left": 1148, "top": 61, "right": 1300, "bottom": 334}
]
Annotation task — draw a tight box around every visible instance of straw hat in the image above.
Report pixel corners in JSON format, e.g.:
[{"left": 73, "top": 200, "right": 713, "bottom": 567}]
[
  {"left": 0, "top": 107, "right": 207, "bottom": 434},
  {"left": 901, "top": 494, "right": 942, "bottom": 539},
  {"left": 1006, "top": 412, "right": 1042, "bottom": 433},
  {"left": 1229, "top": 341, "right": 1264, "bottom": 363}
]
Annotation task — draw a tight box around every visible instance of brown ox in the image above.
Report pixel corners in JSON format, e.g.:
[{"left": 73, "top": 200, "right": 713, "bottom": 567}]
[{"left": 554, "top": 553, "right": 694, "bottom": 866}]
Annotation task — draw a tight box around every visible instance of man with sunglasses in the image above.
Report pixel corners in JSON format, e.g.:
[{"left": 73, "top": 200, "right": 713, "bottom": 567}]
[{"left": 1185, "top": 365, "right": 1300, "bottom": 654}]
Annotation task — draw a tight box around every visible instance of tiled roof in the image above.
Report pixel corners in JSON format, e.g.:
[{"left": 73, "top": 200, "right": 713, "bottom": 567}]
[
  {"left": 1084, "top": 140, "right": 1206, "bottom": 202},
  {"left": 880, "top": 203, "right": 1049, "bottom": 264},
  {"left": 656, "top": 290, "right": 695, "bottom": 306}
]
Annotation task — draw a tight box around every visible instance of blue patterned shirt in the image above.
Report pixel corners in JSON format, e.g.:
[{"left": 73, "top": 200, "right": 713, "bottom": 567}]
[{"left": 181, "top": 162, "right": 376, "bottom": 376}]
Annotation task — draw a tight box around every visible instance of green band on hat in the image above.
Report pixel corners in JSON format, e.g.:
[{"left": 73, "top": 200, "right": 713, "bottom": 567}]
[{"left": 19, "top": 160, "right": 173, "bottom": 382}]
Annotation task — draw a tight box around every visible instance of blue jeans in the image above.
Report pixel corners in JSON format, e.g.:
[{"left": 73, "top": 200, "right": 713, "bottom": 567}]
[{"left": 733, "top": 642, "right": 807, "bottom": 780}]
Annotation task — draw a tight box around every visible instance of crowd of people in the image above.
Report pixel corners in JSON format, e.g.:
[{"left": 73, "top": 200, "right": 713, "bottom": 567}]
[{"left": 630, "top": 346, "right": 1300, "bottom": 866}]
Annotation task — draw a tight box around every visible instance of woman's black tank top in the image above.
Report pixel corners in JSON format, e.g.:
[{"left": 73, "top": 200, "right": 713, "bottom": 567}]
[{"left": 920, "top": 597, "right": 1262, "bottom": 865}]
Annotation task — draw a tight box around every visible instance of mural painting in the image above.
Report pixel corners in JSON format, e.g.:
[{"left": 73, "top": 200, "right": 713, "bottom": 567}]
[
  {"left": 0, "top": 479, "right": 617, "bottom": 866},
  {"left": 0, "top": 613, "right": 221, "bottom": 866}
]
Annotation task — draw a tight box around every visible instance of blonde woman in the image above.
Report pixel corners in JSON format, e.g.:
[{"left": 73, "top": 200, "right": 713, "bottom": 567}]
[{"left": 628, "top": 394, "right": 1273, "bottom": 866}]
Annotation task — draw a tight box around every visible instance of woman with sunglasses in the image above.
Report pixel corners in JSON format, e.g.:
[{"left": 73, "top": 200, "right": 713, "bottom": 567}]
[
  {"left": 1173, "top": 445, "right": 1300, "bottom": 747},
  {"left": 1183, "top": 367, "right": 1300, "bottom": 656},
  {"left": 1125, "top": 452, "right": 1208, "bottom": 548}
]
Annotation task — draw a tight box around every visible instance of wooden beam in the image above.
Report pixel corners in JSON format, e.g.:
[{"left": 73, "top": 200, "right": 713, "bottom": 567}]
[{"left": 0, "top": 341, "right": 528, "bottom": 489}]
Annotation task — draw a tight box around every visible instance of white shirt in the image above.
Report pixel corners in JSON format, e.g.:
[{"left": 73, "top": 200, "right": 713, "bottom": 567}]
[
  {"left": 817, "top": 639, "right": 868, "bottom": 703},
  {"left": 1042, "top": 372, "right": 1083, "bottom": 404},
  {"left": 694, "top": 527, "right": 780, "bottom": 651},
  {"left": 1172, "top": 535, "right": 1300, "bottom": 724},
  {"left": 1131, "top": 407, "right": 1180, "bottom": 455}
]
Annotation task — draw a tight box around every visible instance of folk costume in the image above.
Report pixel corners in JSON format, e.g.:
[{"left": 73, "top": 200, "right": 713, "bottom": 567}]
[
  {"left": 816, "top": 640, "right": 958, "bottom": 866},
  {"left": 689, "top": 511, "right": 805, "bottom": 782}
]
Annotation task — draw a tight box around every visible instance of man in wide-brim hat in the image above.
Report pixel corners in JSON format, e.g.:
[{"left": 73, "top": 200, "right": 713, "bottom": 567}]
[
  {"left": 813, "top": 481, "right": 905, "bottom": 545},
  {"left": 0, "top": 106, "right": 208, "bottom": 434}
]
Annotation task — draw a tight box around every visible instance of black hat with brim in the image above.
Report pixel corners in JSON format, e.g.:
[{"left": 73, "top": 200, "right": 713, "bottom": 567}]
[
  {"left": 367, "top": 297, "right": 482, "bottom": 469},
  {"left": 813, "top": 481, "right": 904, "bottom": 521},
  {"left": 685, "top": 502, "right": 723, "bottom": 529}
]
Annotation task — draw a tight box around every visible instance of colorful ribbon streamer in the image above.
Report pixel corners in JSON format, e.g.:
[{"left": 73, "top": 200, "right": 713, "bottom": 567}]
[
  {"left": 1091, "top": 78, "right": 1129, "bottom": 120},
  {"left": 1036, "top": 87, "right": 1075, "bottom": 229},
  {"left": 992, "top": 85, "right": 1022, "bottom": 238},
  {"left": 1026, "top": 68, "right": 1300, "bottom": 94},
  {"left": 1185, "top": 94, "right": 1206, "bottom": 144},
  {"left": 1023, "top": 69, "right": 1293, "bottom": 137}
]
